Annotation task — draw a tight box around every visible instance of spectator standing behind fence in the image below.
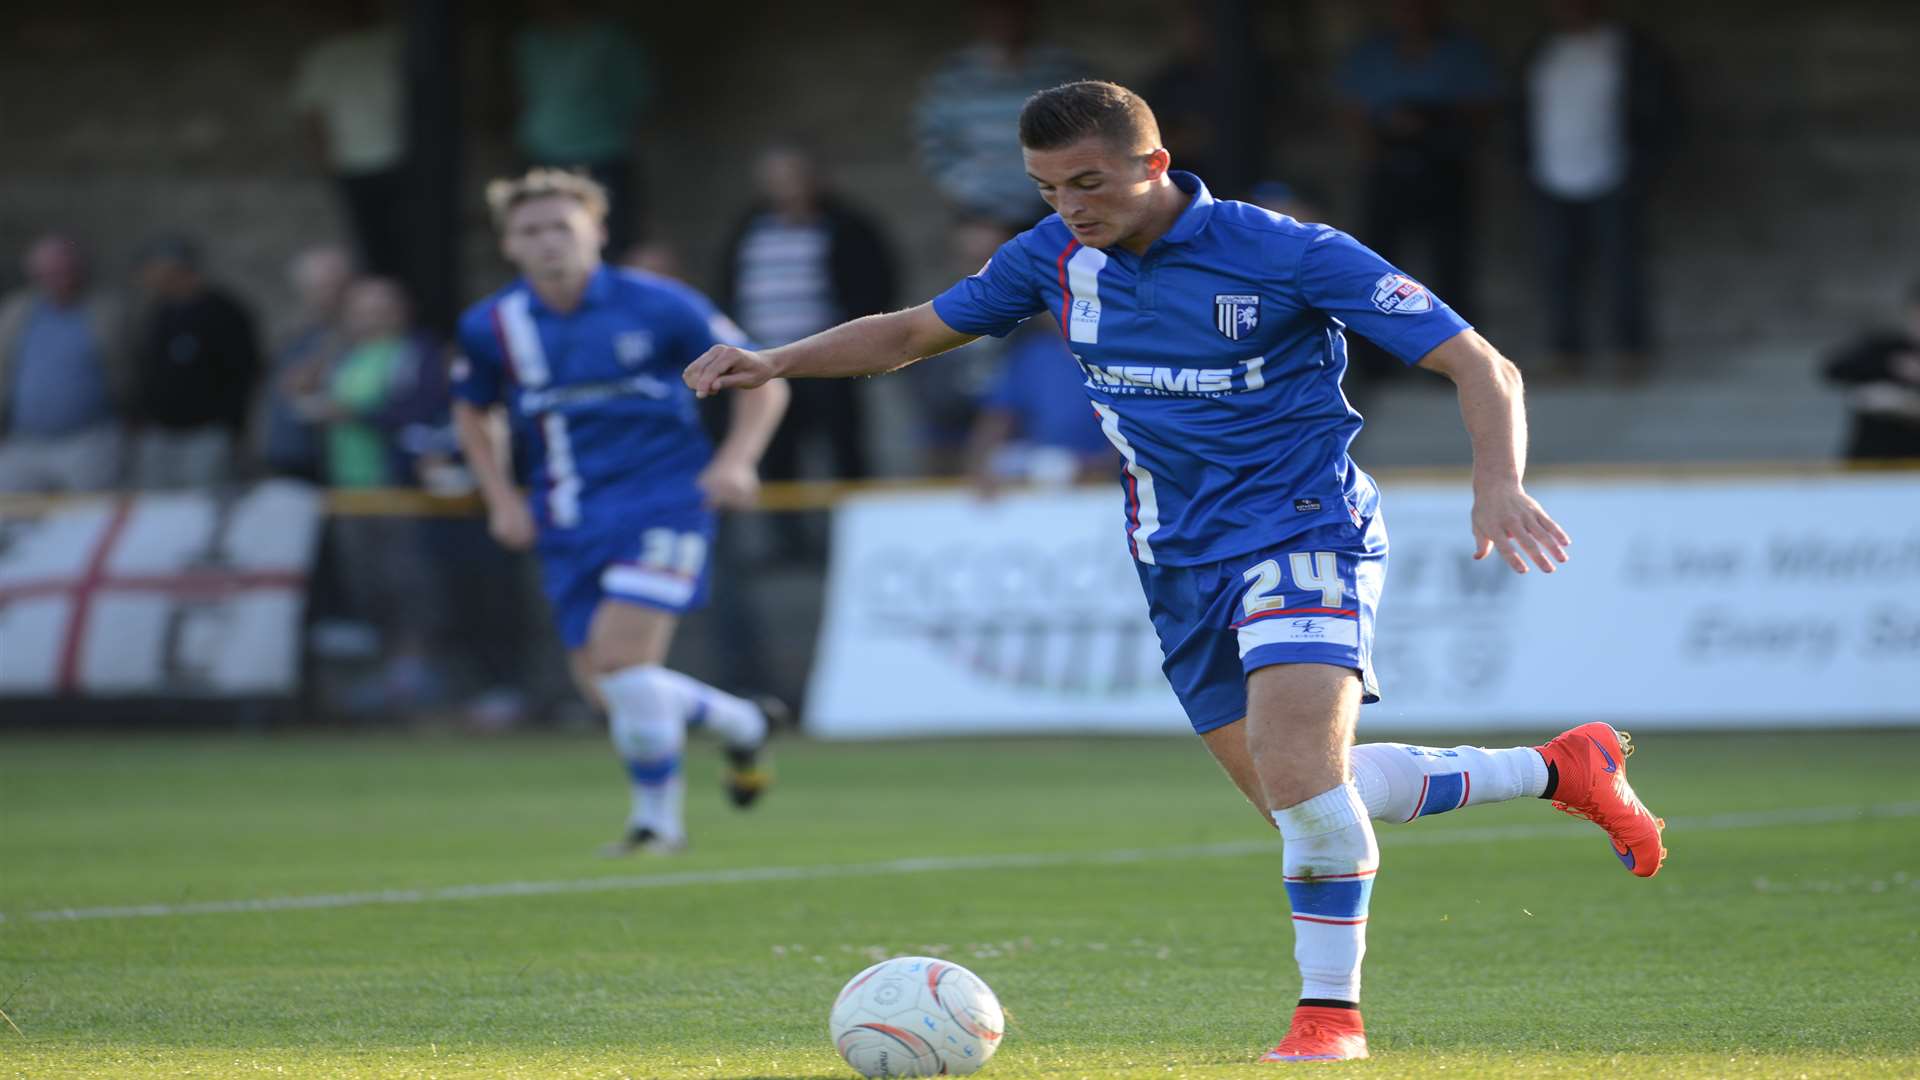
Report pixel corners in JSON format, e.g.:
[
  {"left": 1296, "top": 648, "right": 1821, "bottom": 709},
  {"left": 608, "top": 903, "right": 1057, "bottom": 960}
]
[
  {"left": 903, "top": 218, "right": 1021, "bottom": 474},
  {"left": 261, "top": 246, "right": 354, "bottom": 483},
  {"left": 129, "top": 237, "right": 262, "bottom": 489},
  {"left": 0, "top": 235, "right": 128, "bottom": 494},
  {"left": 1142, "top": 3, "right": 1282, "bottom": 188},
  {"left": 1336, "top": 0, "right": 1496, "bottom": 346},
  {"left": 914, "top": 0, "right": 1084, "bottom": 228},
  {"left": 307, "top": 278, "right": 445, "bottom": 492},
  {"left": 305, "top": 277, "right": 450, "bottom": 711},
  {"left": 1822, "top": 280, "right": 1920, "bottom": 462},
  {"left": 965, "top": 326, "right": 1114, "bottom": 494},
  {"left": 293, "top": 5, "right": 408, "bottom": 282},
  {"left": 716, "top": 143, "right": 898, "bottom": 483},
  {"left": 1518, "top": 0, "right": 1680, "bottom": 383},
  {"left": 512, "top": 2, "right": 653, "bottom": 253}
]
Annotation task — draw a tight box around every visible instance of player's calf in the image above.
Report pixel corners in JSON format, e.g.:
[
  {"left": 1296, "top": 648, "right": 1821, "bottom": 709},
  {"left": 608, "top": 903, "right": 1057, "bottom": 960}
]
[
  {"left": 600, "top": 665, "right": 690, "bottom": 849},
  {"left": 1349, "top": 741, "right": 1549, "bottom": 822}
]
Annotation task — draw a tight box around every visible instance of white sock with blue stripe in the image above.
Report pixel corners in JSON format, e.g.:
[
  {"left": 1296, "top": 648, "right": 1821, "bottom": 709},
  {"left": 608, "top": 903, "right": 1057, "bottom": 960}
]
[
  {"left": 1274, "top": 783, "right": 1377, "bottom": 1004},
  {"left": 641, "top": 666, "right": 767, "bottom": 750},
  {"left": 600, "top": 665, "right": 689, "bottom": 841},
  {"left": 1349, "top": 742, "right": 1547, "bottom": 824}
]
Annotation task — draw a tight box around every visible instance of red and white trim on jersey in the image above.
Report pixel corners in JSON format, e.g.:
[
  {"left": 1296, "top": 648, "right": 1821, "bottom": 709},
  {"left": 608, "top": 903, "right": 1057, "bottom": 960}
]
[
  {"left": 1059, "top": 243, "right": 1108, "bottom": 345},
  {"left": 494, "top": 291, "right": 552, "bottom": 387},
  {"left": 539, "top": 414, "right": 582, "bottom": 528},
  {"left": 495, "top": 290, "right": 581, "bottom": 527},
  {"left": 1054, "top": 239, "right": 1079, "bottom": 333},
  {"left": 1091, "top": 401, "right": 1161, "bottom": 564}
]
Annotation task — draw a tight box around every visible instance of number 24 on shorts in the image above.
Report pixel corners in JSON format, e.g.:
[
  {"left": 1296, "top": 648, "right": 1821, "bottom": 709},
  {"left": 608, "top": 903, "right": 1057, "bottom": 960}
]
[{"left": 1242, "top": 552, "right": 1346, "bottom": 616}]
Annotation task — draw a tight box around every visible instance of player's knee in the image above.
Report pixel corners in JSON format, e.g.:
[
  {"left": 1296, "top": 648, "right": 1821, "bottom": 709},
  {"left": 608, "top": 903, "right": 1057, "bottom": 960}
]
[{"left": 600, "top": 665, "right": 684, "bottom": 761}]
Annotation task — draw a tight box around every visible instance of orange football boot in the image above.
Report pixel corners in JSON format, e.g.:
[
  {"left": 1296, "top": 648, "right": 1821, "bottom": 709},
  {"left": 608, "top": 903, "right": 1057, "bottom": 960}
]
[
  {"left": 1261, "top": 1005, "right": 1369, "bottom": 1063},
  {"left": 1537, "top": 722, "right": 1667, "bottom": 877}
]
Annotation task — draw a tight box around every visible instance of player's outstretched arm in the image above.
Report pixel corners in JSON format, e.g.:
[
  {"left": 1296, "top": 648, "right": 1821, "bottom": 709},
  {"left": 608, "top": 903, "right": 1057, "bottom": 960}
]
[
  {"left": 1416, "top": 329, "right": 1571, "bottom": 575},
  {"left": 684, "top": 302, "right": 976, "bottom": 398}
]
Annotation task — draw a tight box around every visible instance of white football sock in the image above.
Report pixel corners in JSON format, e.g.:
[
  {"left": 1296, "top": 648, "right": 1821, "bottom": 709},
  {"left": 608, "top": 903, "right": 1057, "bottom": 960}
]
[
  {"left": 642, "top": 666, "right": 768, "bottom": 750},
  {"left": 599, "top": 665, "right": 689, "bottom": 840},
  {"left": 1273, "top": 783, "right": 1378, "bottom": 1004},
  {"left": 1349, "top": 742, "right": 1548, "bottom": 823}
]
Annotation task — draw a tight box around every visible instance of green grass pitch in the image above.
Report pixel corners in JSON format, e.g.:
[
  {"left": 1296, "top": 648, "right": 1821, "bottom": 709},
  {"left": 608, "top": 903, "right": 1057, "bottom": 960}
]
[{"left": 1, "top": 729, "right": 1916, "bottom": 1078}]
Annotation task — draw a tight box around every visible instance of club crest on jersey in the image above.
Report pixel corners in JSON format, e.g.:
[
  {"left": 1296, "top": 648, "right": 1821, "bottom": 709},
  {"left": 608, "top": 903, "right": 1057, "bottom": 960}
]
[
  {"left": 1371, "top": 273, "right": 1433, "bottom": 315},
  {"left": 1214, "top": 294, "right": 1260, "bottom": 340},
  {"left": 614, "top": 331, "right": 654, "bottom": 366}
]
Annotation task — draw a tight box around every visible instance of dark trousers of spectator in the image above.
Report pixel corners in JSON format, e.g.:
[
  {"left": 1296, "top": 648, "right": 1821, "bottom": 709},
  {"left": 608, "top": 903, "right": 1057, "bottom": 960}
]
[
  {"left": 762, "top": 380, "right": 869, "bottom": 483},
  {"left": 1845, "top": 416, "right": 1920, "bottom": 462},
  {"left": 336, "top": 166, "right": 413, "bottom": 281},
  {"left": 1536, "top": 190, "right": 1643, "bottom": 361},
  {"left": 1537, "top": 186, "right": 1650, "bottom": 367},
  {"left": 757, "top": 380, "right": 866, "bottom": 563},
  {"left": 1356, "top": 159, "right": 1476, "bottom": 380}
]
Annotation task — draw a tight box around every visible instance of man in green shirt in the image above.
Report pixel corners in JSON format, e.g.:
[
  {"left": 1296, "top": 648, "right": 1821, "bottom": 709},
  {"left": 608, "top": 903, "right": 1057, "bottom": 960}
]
[{"left": 513, "top": 6, "right": 652, "bottom": 254}]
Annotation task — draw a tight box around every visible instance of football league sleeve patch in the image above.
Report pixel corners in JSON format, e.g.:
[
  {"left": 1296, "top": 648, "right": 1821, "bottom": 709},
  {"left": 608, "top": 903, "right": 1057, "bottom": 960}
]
[{"left": 1297, "top": 229, "right": 1471, "bottom": 365}]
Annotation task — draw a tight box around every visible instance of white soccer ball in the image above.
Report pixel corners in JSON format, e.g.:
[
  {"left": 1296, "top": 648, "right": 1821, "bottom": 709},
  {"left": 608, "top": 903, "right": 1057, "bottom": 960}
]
[{"left": 828, "top": 956, "right": 1005, "bottom": 1077}]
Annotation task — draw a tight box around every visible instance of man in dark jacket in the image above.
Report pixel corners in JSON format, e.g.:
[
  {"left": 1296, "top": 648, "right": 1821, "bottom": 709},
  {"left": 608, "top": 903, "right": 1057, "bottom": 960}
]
[
  {"left": 716, "top": 142, "right": 898, "bottom": 482},
  {"left": 1517, "top": 0, "right": 1681, "bottom": 382},
  {"left": 130, "top": 236, "right": 262, "bottom": 488},
  {"left": 1823, "top": 281, "right": 1920, "bottom": 462}
]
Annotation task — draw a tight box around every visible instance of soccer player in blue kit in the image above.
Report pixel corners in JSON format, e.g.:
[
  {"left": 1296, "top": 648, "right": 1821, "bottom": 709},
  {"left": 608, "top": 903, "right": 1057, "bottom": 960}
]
[
  {"left": 453, "top": 170, "right": 791, "bottom": 856},
  {"left": 686, "top": 82, "right": 1668, "bottom": 1062}
]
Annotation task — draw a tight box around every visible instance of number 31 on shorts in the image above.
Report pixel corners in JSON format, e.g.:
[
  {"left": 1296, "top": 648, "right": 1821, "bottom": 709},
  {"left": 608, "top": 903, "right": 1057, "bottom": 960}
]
[
  {"left": 1242, "top": 552, "right": 1345, "bottom": 616},
  {"left": 639, "top": 527, "right": 708, "bottom": 578}
]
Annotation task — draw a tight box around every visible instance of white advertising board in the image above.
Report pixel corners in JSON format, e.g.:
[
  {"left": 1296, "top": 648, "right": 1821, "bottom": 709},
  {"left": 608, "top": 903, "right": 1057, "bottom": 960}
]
[
  {"left": 0, "top": 482, "right": 323, "bottom": 697},
  {"left": 805, "top": 474, "right": 1920, "bottom": 737}
]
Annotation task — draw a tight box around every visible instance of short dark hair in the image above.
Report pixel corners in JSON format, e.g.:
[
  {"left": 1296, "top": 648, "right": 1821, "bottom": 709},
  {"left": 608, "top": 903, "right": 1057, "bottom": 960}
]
[{"left": 1018, "top": 80, "right": 1162, "bottom": 152}]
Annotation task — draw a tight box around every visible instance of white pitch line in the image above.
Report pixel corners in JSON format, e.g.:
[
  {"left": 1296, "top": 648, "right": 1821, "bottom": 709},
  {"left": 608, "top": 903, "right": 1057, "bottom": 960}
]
[{"left": 11, "top": 801, "right": 1918, "bottom": 925}]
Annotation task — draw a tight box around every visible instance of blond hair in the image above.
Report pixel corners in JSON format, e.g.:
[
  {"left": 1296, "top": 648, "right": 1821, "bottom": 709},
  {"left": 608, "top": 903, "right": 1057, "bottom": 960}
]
[{"left": 484, "top": 168, "right": 610, "bottom": 231}]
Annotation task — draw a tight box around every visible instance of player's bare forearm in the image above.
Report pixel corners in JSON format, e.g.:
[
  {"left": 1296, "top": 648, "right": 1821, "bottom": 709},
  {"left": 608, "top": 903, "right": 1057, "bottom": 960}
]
[
  {"left": 1417, "top": 330, "right": 1526, "bottom": 492},
  {"left": 451, "top": 401, "right": 518, "bottom": 509},
  {"left": 686, "top": 303, "right": 975, "bottom": 398},
  {"left": 1416, "top": 330, "right": 1570, "bottom": 573},
  {"left": 713, "top": 378, "right": 790, "bottom": 467}
]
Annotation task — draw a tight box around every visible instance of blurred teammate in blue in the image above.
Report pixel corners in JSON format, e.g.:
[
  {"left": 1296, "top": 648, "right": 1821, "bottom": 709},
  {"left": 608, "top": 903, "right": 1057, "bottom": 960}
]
[
  {"left": 686, "top": 83, "right": 1666, "bottom": 1062},
  {"left": 453, "top": 170, "right": 789, "bottom": 856}
]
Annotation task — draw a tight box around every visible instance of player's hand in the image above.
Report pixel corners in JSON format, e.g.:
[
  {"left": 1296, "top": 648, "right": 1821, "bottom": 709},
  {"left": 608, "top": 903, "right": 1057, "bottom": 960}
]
[
  {"left": 697, "top": 457, "right": 761, "bottom": 510},
  {"left": 684, "top": 344, "right": 777, "bottom": 399},
  {"left": 1470, "top": 485, "right": 1570, "bottom": 574},
  {"left": 487, "top": 498, "right": 536, "bottom": 552}
]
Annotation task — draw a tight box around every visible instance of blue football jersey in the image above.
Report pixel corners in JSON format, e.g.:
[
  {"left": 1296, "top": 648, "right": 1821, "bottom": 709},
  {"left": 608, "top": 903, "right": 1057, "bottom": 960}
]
[
  {"left": 931, "top": 171, "right": 1470, "bottom": 566},
  {"left": 452, "top": 267, "right": 748, "bottom": 533}
]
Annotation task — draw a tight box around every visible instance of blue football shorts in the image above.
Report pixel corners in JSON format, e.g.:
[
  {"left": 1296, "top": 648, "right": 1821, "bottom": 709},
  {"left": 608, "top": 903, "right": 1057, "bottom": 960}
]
[
  {"left": 535, "top": 507, "right": 716, "bottom": 650},
  {"left": 1133, "top": 507, "right": 1387, "bottom": 734}
]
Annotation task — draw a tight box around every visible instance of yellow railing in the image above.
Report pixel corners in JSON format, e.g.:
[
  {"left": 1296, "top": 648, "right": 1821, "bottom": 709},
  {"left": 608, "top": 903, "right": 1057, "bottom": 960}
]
[{"left": 0, "top": 460, "right": 1915, "bottom": 518}]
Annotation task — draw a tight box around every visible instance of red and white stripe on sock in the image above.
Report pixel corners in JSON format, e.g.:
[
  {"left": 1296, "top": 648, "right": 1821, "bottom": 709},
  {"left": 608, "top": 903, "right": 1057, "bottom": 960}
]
[{"left": 1273, "top": 783, "right": 1378, "bottom": 1003}]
